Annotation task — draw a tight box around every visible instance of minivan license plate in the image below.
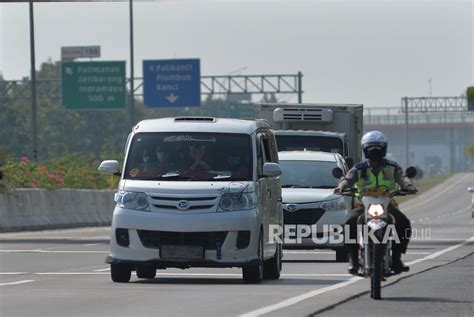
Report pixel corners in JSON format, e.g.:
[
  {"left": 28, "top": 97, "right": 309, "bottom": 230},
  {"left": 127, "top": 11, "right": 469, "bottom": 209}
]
[{"left": 160, "top": 245, "right": 204, "bottom": 260}]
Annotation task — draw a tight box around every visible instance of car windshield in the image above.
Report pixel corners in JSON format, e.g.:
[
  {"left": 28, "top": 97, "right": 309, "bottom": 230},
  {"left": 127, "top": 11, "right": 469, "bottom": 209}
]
[
  {"left": 276, "top": 135, "right": 343, "bottom": 155},
  {"left": 280, "top": 160, "right": 338, "bottom": 188},
  {"left": 124, "top": 132, "right": 252, "bottom": 181}
]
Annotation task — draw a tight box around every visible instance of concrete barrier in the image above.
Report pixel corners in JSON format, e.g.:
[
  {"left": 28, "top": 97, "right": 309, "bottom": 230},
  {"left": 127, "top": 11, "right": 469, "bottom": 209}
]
[{"left": 0, "top": 189, "right": 116, "bottom": 232}]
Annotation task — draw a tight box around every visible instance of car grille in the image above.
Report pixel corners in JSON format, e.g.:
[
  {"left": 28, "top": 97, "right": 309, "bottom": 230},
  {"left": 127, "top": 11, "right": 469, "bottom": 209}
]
[
  {"left": 148, "top": 195, "right": 219, "bottom": 211},
  {"left": 137, "top": 230, "right": 228, "bottom": 250},
  {"left": 284, "top": 208, "right": 325, "bottom": 225}
]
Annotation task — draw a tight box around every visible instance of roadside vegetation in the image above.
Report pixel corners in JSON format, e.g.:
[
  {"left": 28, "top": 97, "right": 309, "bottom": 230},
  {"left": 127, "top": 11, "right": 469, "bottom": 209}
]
[{"left": 0, "top": 153, "right": 121, "bottom": 193}]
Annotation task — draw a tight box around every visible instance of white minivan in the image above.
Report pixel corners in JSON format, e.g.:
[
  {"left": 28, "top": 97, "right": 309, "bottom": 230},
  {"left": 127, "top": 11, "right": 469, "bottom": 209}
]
[{"left": 99, "top": 117, "right": 283, "bottom": 283}]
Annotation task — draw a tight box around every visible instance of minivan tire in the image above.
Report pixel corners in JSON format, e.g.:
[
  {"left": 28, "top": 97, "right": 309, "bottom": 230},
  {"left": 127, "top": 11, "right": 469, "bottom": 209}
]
[
  {"left": 111, "top": 263, "right": 132, "bottom": 283},
  {"left": 136, "top": 265, "right": 156, "bottom": 279},
  {"left": 242, "top": 231, "right": 264, "bottom": 284},
  {"left": 335, "top": 247, "right": 349, "bottom": 263},
  {"left": 263, "top": 243, "right": 282, "bottom": 279}
]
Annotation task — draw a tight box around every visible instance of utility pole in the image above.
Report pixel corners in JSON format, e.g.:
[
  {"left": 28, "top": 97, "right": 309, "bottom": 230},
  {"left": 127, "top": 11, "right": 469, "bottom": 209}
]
[
  {"left": 403, "top": 97, "right": 409, "bottom": 167},
  {"left": 297, "top": 71, "right": 303, "bottom": 103},
  {"left": 29, "top": 0, "right": 38, "bottom": 161},
  {"left": 129, "top": 0, "right": 135, "bottom": 128}
]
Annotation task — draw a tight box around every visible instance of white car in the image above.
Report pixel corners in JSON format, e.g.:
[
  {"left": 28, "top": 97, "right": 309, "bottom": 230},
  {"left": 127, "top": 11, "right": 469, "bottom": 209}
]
[
  {"left": 99, "top": 117, "right": 283, "bottom": 283},
  {"left": 278, "top": 151, "right": 350, "bottom": 262}
]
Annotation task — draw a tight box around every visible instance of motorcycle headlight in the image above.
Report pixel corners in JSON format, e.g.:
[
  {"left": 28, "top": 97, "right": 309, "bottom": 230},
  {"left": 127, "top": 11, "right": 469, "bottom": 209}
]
[
  {"left": 367, "top": 204, "right": 385, "bottom": 218},
  {"left": 218, "top": 192, "right": 257, "bottom": 212},
  {"left": 321, "top": 197, "right": 346, "bottom": 211},
  {"left": 114, "top": 191, "right": 150, "bottom": 211}
]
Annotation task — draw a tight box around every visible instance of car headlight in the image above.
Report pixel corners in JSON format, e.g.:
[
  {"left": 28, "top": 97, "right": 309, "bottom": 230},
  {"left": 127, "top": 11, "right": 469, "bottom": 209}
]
[
  {"left": 218, "top": 192, "right": 257, "bottom": 212},
  {"left": 114, "top": 191, "right": 150, "bottom": 211},
  {"left": 320, "top": 197, "right": 346, "bottom": 211}
]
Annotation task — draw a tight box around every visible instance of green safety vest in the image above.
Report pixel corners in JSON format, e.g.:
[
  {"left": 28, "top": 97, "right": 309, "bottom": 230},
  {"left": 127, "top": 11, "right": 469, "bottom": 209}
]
[{"left": 354, "top": 160, "right": 397, "bottom": 194}]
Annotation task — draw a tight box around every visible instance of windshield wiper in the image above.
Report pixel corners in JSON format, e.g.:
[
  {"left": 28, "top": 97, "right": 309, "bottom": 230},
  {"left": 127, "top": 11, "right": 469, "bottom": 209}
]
[
  {"left": 282, "top": 184, "right": 311, "bottom": 188},
  {"left": 213, "top": 174, "right": 231, "bottom": 180},
  {"left": 158, "top": 173, "right": 192, "bottom": 180},
  {"left": 190, "top": 175, "right": 232, "bottom": 181}
]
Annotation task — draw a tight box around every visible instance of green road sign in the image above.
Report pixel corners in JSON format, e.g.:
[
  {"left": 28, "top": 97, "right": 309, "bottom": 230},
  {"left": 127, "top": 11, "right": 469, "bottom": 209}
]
[{"left": 61, "top": 61, "right": 126, "bottom": 109}]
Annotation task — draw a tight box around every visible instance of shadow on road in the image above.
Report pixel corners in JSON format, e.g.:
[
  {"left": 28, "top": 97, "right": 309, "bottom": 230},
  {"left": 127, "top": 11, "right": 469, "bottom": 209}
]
[
  {"left": 133, "top": 277, "right": 344, "bottom": 286},
  {"left": 383, "top": 296, "right": 473, "bottom": 304}
]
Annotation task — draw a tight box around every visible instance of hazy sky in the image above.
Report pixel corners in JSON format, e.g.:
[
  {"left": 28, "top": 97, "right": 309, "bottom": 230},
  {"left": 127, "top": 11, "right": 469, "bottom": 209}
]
[{"left": 0, "top": 0, "right": 472, "bottom": 107}]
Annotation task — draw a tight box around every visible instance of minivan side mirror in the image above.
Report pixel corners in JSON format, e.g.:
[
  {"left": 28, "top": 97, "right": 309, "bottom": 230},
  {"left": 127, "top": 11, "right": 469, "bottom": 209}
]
[
  {"left": 332, "top": 167, "right": 344, "bottom": 179},
  {"left": 405, "top": 166, "right": 417, "bottom": 179},
  {"left": 98, "top": 160, "right": 120, "bottom": 176},
  {"left": 262, "top": 162, "right": 282, "bottom": 177},
  {"left": 344, "top": 157, "right": 354, "bottom": 169}
]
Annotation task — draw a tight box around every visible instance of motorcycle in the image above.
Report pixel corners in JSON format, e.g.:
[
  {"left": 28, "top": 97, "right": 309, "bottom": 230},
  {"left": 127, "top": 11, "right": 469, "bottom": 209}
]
[{"left": 332, "top": 166, "right": 417, "bottom": 300}]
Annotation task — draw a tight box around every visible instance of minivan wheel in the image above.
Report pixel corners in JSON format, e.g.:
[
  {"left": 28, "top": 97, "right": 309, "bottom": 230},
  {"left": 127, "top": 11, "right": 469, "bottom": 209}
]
[
  {"left": 263, "top": 243, "right": 282, "bottom": 279},
  {"left": 110, "top": 263, "right": 132, "bottom": 283},
  {"left": 136, "top": 265, "right": 156, "bottom": 279},
  {"left": 242, "top": 231, "right": 264, "bottom": 284},
  {"left": 335, "top": 247, "right": 349, "bottom": 263}
]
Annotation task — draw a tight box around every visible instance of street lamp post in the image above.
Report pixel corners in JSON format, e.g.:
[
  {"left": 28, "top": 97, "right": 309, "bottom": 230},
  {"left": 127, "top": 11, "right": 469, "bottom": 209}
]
[
  {"left": 29, "top": 0, "right": 38, "bottom": 161},
  {"left": 129, "top": 0, "right": 135, "bottom": 128}
]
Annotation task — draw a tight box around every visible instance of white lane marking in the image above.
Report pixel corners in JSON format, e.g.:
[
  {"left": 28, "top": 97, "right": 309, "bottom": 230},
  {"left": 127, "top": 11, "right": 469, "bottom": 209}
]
[
  {"left": 240, "top": 277, "right": 363, "bottom": 317},
  {"left": 240, "top": 236, "right": 474, "bottom": 317},
  {"left": 83, "top": 244, "right": 100, "bottom": 246},
  {"left": 414, "top": 238, "right": 473, "bottom": 241},
  {"left": 406, "top": 236, "right": 474, "bottom": 266},
  {"left": 0, "top": 280, "right": 34, "bottom": 286},
  {"left": 0, "top": 250, "right": 108, "bottom": 254},
  {"left": 283, "top": 251, "right": 334, "bottom": 254},
  {"left": 0, "top": 272, "right": 28, "bottom": 275},
  {"left": 406, "top": 252, "right": 431, "bottom": 255},
  {"left": 93, "top": 268, "right": 111, "bottom": 272},
  {"left": 411, "top": 205, "right": 471, "bottom": 223}
]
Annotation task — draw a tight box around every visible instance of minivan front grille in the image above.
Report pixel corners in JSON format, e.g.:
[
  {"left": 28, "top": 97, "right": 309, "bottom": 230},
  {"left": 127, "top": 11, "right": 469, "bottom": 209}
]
[
  {"left": 149, "top": 195, "right": 219, "bottom": 211},
  {"left": 137, "top": 230, "right": 228, "bottom": 250},
  {"left": 284, "top": 208, "right": 325, "bottom": 225}
]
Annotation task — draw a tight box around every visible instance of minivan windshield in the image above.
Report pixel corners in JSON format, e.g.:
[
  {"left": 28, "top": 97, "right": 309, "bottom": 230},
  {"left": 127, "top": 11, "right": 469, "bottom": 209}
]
[
  {"left": 124, "top": 132, "right": 252, "bottom": 181},
  {"left": 276, "top": 135, "right": 343, "bottom": 155},
  {"left": 280, "top": 160, "right": 338, "bottom": 188}
]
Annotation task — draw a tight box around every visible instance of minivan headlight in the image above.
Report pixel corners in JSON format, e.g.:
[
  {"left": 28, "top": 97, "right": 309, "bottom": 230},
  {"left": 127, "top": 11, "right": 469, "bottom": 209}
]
[
  {"left": 320, "top": 197, "right": 346, "bottom": 212},
  {"left": 114, "top": 191, "right": 150, "bottom": 211},
  {"left": 218, "top": 192, "right": 257, "bottom": 212}
]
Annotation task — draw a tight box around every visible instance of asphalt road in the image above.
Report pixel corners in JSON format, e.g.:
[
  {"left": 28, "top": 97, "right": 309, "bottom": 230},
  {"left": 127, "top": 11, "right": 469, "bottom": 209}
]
[
  {"left": 319, "top": 253, "right": 474, "bottom": 317},
  {"left": 0, "top": 173, "right": 473, "bottom": 317}
]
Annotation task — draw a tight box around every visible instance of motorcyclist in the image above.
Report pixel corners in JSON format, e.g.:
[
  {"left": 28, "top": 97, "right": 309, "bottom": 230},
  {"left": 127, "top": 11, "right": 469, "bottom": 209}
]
[{"left": 334, "top": 131, "right": 417, "bottom": 275}]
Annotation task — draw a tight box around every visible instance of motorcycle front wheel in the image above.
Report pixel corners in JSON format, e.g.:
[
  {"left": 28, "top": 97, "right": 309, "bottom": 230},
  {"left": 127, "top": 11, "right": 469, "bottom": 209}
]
[{"left": 371, "top": 243, "right": 383, "bottom": 300}]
